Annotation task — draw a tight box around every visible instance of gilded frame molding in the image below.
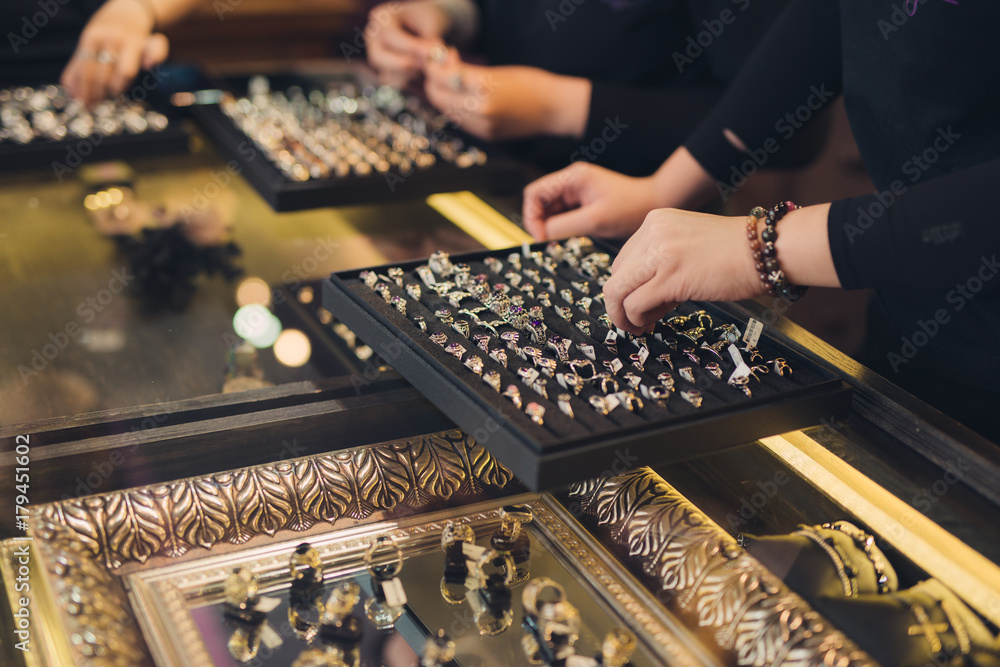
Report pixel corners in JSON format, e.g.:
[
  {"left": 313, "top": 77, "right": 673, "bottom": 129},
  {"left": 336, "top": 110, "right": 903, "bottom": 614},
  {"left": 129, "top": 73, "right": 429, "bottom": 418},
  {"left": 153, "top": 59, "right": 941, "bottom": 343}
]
[{"left": 6, "top": 430, "right": 875, "bottom": 666}]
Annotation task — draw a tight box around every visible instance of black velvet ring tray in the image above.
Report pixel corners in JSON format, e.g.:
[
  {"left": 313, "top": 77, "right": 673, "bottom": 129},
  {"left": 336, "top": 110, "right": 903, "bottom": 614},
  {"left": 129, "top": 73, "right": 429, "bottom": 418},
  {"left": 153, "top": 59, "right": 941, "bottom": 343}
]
[
  {"left": 190, "top": 73, "right": 524, "bottom": 211},
  {"left": 0, "top": 89, "right": 189, "bottom": 174},
  {"left": 322, "top": 242, "right": 851, "bottom": 490}
]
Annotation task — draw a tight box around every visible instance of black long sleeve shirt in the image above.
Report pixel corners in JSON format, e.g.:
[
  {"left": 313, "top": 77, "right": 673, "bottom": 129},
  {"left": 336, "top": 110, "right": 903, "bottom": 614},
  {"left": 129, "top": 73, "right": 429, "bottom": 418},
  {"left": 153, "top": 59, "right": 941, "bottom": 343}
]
[
  {"left": 471, "top": 0, "right": 791, "bottom": 175},
  {"left": 0, "top": 0, "right": 104, "bottom": 84},
  {"left": 685, "top": 0, "right": 1000, "bottom": 389}
]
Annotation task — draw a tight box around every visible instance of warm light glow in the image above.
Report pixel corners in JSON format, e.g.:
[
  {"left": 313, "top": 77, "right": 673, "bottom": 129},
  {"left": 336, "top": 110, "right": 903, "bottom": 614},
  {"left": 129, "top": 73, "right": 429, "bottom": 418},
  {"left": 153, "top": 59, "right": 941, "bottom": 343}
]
[
  {"left": 297, "top": 286, "right": 314, "bottom": 304},
  {"left": 84, "top": 194, "right": 100, "bottom": 210},
  {"left": 233, "top": 304, "right": 282, "bottom": 348},
  {"left": 273, "top": 329, "right": 312, "bottom": 367},
  {"left": 235, "top": 277, "right": 272, "bottom": 307},
  {"left": 96, "top": 191, "right": 112, "bottom": 208},
  {"left": 107, "top": 187, "right": 124, "bottom": 205}
]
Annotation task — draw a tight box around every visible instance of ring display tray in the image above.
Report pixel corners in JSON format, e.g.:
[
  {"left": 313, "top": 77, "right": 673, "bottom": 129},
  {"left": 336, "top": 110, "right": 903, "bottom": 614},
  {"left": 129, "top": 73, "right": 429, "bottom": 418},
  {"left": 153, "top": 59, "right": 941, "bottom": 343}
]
[
  {"left": 0, "top": 84, "right": 189, "bottom": 173},
  {"left": 190, "top": 73, "right": 524, "bottom": 211},
  {"left": 322, "top": 240, "right": 851, "bottom": 490}
]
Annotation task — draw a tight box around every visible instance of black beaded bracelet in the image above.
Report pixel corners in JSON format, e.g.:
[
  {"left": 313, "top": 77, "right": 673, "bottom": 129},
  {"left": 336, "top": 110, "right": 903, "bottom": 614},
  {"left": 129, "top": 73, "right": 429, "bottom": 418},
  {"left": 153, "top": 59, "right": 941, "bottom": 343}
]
[{"left": 750, "top": 201, "right": 808, "bottom": 302}]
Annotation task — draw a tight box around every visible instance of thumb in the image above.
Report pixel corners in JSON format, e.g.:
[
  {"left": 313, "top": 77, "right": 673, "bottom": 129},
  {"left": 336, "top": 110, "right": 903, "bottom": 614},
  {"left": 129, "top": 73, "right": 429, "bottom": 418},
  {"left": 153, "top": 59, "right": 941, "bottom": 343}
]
[
  {"left": 141, "top": 33, "right": 169, "bottom": 70},
  {"left": 543, "top": 205, "right": 600, "bottom": 241}
]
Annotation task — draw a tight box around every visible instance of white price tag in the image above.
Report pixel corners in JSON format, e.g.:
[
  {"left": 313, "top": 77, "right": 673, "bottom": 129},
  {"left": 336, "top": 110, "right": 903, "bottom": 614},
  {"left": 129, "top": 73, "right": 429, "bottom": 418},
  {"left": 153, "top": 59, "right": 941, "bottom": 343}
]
[
  {"left": 381, "top": 577, "right": 408, "bottom": 608},
  {"left": 578, "top": 343, "right": 596, "bottom": 360},
  {"left": 252, "top": 596, "right": 282, "bottom": 614},
  {"left": 259, "top": 623, "right": 284, "bottom": 649},
  {"left": 604, "top": 394, "right": 621, "bottom": 412},
  {"left": 565, "top": 656, "right": 599, "bottom": 667},
  {"left": 727, "top": 344, "right": 751, "bottom": 382},
  {"left": 637, "top": 346, "right": 649, "bottom": 364},
  {"left": 521, "top": 241, "right": 531, "bottom": 258},
  {"left": 606, "top": 358, "right": 624, "bottom": 374},
  {"left": 743, "top": 318, "right": 764, "bottom": 348},
  {"left": 462, "top": 542, "right": 487, "bottom": 561}
]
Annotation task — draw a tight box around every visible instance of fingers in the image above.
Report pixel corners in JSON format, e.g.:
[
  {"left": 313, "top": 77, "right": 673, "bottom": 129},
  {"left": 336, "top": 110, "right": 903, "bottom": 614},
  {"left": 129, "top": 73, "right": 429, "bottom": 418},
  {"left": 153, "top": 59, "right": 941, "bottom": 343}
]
[
  {"left": 621, "top": 280, "right": 676, "bottom": 331},
  {"left": 110, "top": 40, "right": 143, "bottom": 96},
  {"left": 522, "top": 164, "right": 587, "bottom": 238},
  {"left": 366, "top": 8, "right": 437, "bottom": 84},
  {"left": 544, "top": 206, "right": 602, "bottom": 241},
  {"left": 141, "top": 33, "right": 169, "bottom": 70},
  {"left": 603, "top": 257, "right": 656, "bottom": 335}
]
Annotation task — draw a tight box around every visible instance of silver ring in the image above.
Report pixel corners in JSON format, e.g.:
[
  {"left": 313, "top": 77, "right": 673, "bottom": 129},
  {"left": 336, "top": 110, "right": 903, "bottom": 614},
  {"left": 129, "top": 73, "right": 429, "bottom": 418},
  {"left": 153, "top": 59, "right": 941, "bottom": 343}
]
[
  {"left": 96, "top": 50, "right": 118, "bottom": 65},
  {"left": 428, "top": 43, "right": 448, "bottom": 64}
]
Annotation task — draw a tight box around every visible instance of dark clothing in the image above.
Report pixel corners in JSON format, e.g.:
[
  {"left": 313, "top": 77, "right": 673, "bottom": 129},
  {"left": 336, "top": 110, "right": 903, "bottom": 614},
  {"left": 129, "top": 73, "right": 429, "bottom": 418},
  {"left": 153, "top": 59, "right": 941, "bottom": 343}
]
[
  {"left": 0, "top": 1, "right": 104, "bottom": 84},
  {"left": 471, "top": 0, "right": 791, "bottom": 175},
  {"left": 684, "top": 0, "right": 1000, "bottom": 440}
]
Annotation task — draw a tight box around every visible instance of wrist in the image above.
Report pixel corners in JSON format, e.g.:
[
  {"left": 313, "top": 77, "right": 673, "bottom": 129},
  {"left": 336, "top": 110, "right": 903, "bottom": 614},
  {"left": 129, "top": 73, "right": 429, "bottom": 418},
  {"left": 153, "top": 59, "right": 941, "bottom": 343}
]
[
  {"left": 651, "top": 147, "right": 719, "bottom": 210},
  {"left": 774, "top": 202, "right": 840, "bottom": 288},
  {"left": 544, "top": 75, "right": 590, "bottom": 138}
]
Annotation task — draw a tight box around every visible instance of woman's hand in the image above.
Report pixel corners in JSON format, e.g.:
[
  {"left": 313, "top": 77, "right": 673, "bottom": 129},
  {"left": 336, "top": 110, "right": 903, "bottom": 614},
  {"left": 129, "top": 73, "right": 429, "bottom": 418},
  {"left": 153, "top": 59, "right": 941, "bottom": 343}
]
[
  {"left": 365, "top": 1, "right": 453, "bottom": 88},
  {"left": 424, "top": 52, "right": 590, "bottom": 141},
  {"left": 603, "top": 203, "right": 839, "bottom": 334},
  {"left": 522, "top": 162, "right": 658, "bottom": 240},
  {"left": 61, "top": 0, "right": 168, "bottom": 105},
  {"left": 604, "top": 209, "right": 764, "bottom": 335}
]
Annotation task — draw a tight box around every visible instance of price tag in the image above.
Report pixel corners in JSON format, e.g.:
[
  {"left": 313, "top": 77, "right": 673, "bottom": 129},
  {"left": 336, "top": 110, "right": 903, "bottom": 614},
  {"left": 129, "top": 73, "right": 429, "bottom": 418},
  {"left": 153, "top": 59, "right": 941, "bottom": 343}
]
[
  {"left": 565, "top": 656, "right": 599, "bottom": 667},
  {"left": 605, "top": 358, "right": 624, "bottom": 374},
  {"left": 259, "top": 623, "right": 284, "bottom": 649},
  {"left": 462, "top": 542, "right": 487, "bottom": 561},
  {"left": 381, "top": 577, "right": 408, "bottom": 608},
  {"left": 604, "top": 330, "right": 618, "bottom": 345},
  {"left": 522, "top": 242, "right": 531, "bottom": 258},
  {"left": 604, "top": 394, "right": 621, "bottom": 413},
  {"left": 252, "top": 596, "right": 282, "bottom": 614},
  {"left": 743, "top": 318, "right": 763, "bottom": 348},
  {"left": 637, "top": 346, "right": 649, "bottom": 365},
  {"left": 727, "top": 344, "right": 751, "bottom": 382},
  {"left": 578, "top": 343, "right": 596, "bottom": 360}
]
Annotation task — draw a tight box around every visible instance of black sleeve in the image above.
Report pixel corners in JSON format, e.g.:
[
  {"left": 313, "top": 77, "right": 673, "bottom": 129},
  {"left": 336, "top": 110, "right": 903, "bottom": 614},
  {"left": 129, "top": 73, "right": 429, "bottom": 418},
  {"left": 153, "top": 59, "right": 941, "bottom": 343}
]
[
  {"left": 828, "top": 157, "right": 1000, "bottom": 293},
  {"left": 684, "top": 0, "right": 843, "bottom": 183},
  {"left": 583, "top": 82, "right": 722, "bottom": 175}
]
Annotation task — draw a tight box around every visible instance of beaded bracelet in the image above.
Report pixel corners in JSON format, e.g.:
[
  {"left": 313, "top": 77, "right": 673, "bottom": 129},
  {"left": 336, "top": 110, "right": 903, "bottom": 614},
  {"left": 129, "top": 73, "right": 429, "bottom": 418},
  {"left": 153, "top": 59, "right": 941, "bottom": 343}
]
[{"left": 746, "top": 201, "right": 809, "bottom": 302}]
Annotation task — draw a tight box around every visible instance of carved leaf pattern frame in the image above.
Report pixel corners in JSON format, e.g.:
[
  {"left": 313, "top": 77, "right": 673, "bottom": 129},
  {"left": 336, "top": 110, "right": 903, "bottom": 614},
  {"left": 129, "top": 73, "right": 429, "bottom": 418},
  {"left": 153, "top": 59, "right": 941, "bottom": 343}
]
[
  {"left": 21, "top": 432, "right": 876, "bottom": 666},
  {"left": 569, "top": 467, "right": 878, "bottom": 667}
]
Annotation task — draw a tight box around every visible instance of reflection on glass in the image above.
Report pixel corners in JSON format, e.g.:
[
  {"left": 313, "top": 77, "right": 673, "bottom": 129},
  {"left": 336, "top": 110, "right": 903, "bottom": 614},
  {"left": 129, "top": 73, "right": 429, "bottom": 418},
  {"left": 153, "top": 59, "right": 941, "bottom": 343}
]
[{"left": 234, "top": 304, "right": 282, "bottom": 348}]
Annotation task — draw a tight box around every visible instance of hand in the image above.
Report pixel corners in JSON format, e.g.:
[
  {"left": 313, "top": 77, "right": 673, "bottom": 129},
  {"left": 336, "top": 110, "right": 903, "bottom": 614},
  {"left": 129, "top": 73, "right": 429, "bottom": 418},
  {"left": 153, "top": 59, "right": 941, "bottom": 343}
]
[
  {"left": 603, "top": 209, "right": 763, "bottom": 335},
  {"left": 522, "top": 162, "right": 658, "bottom": 241},
  {"left": 61, "top": 0, "right": 168, "bottom": 105},
  {"left": 365, "top": 1, "right": 452, "bottom": 88},
  {"left": 424, "top": 52, "right": 590, "bottom": 141}
]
